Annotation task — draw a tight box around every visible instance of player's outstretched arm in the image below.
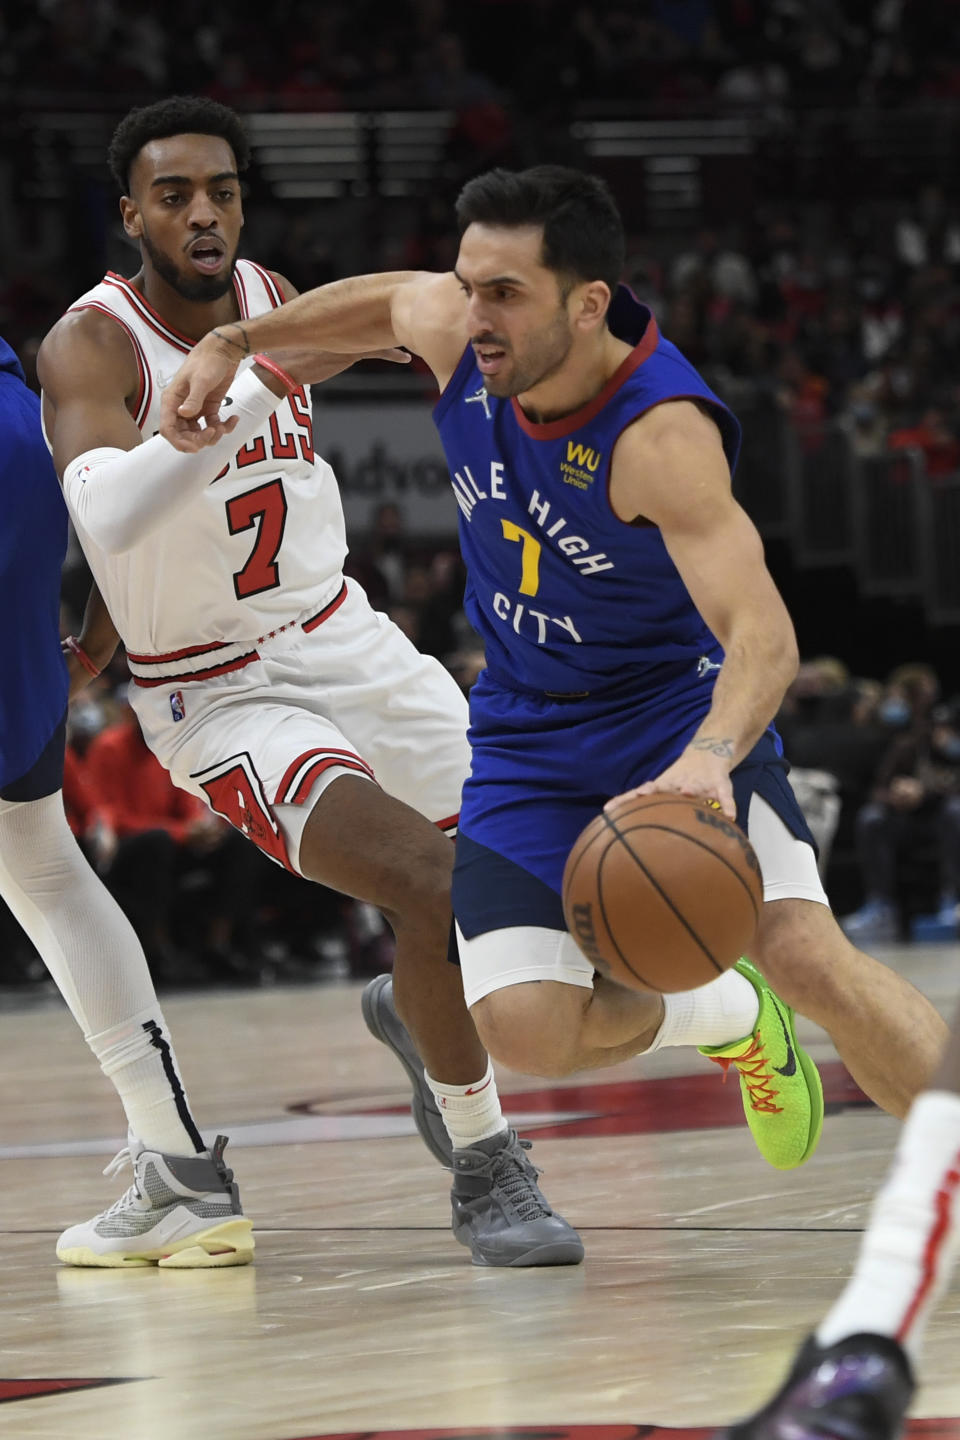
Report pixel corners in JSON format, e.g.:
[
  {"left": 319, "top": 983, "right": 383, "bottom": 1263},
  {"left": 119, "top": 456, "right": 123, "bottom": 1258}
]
[
  {"left": 161, "top": 271, "right": 467, "bottom": 452},
  {"left": 607, "top": 401, "right": 799, "bottom": 819},
  {"left": 38, "top": 310, "right": 292, "bottom": 554}
]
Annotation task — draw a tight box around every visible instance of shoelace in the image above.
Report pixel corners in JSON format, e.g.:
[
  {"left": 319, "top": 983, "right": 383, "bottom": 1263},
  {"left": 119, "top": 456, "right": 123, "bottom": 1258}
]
[
  {"left": 103, "top": 1147, "right": 132, "bottom": 1180},
  {"left": 98, "top": 1146, "right": 146, "bottom": 1218},
  {"left": 710, "top": 1038, "right": 783, "bottom": 1114},
  {"left": 490, "top": 1142, "right": 552, "bottom": 1222}
]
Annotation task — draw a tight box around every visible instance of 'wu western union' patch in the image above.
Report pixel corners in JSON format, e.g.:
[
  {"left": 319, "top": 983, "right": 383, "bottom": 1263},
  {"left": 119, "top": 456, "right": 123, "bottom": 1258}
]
[{"left": 560, "top": 440, "right": 602, "bottom": 489}]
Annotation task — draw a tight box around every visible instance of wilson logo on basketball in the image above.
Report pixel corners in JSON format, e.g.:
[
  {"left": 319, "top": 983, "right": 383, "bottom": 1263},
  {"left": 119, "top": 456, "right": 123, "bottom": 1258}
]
[
  {"left": 569, "top": 902, "right": 609, "bottom": 975},
  {"left": 694, "top": 807, "right": 762, "bottom": 873}
]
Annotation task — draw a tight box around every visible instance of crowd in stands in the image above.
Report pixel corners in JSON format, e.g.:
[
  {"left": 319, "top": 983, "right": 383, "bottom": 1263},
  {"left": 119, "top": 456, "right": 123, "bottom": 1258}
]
[
  {"left": 779, "top": 657, "right": 960, "bottom": 942},
  {"left": 648, "top": 192, "right": 960, "bottom": 473},
  {"left": 4, "top": 0, "right": 959, "bottom": 113},
  {"left": 2, "top": 4, "right": 960, "bottom": 465}
]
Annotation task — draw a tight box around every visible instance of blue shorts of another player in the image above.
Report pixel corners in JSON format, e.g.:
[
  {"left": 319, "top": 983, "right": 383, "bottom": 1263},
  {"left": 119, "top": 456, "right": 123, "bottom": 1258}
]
[{"left": 0, "top": 710, "right": 66, "bottom": 802}]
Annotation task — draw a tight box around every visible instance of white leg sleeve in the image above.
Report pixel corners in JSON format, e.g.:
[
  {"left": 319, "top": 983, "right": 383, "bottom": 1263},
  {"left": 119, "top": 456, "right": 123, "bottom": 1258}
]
[{"left": 0, "top": 792, "right": 203, "bottom": 1154}]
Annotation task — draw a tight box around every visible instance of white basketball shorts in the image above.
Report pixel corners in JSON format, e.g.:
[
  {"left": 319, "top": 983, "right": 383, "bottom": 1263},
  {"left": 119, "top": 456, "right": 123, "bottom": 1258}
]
[{"left": 130, "top": 579, "right": 470, "bottom": 874}]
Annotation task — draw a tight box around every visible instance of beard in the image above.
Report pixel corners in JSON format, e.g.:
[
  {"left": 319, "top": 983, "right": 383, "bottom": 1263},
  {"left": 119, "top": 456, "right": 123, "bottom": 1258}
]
[
  {"left": 141, "top": 229, "right": 237, "bottom": 303},
  {"left": 483, "top": 308, "right": 574, "bottom": 398}
]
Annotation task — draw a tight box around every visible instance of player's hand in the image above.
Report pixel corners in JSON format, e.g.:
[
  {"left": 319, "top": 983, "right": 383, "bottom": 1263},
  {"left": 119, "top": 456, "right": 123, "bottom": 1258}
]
[
  {"left": 161, "top": 331, "right": 242, "bottom": 451},
  {"left": 607, "top": 745, "right": 736, "bottom": 821}
]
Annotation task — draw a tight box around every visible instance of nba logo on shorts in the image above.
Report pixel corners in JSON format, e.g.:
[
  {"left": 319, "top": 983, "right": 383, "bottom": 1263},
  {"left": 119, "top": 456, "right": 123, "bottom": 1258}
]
[{"left": 169, "top": 690, "right": 186, "bottom": 722}]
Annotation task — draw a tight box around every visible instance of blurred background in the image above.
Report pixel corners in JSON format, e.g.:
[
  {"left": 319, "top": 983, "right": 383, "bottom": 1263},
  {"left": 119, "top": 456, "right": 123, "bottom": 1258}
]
[{"left": 2, "top": 0, "right": 960, "bottom": 989}]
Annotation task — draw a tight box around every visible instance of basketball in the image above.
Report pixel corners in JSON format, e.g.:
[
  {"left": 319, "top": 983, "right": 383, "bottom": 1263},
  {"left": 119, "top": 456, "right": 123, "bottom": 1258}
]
[{"left": 562, "top": 793, "right": 763, "bottom": 993}]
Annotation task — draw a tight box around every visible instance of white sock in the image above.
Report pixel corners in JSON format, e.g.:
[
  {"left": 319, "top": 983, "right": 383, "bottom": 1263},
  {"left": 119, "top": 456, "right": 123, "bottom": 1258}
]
[
  {"left": 642, "top": 967, "right": 760, "bottom": 1053},
  {"left": 817, "top": 1090, "right": 960, "bottom": 1364},
  {"left": 0, "top": 792, "right": 203, "bottom": 1156},
  {"left": 424, "top": 1059, "right": 506, "bottom": 1149},
  {"left": 90, "top": 1008, "right": 205, "bottom": 1157}
]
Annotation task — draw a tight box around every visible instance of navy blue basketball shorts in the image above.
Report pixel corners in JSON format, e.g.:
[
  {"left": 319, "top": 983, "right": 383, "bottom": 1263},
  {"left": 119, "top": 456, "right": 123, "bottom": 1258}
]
[
  {"left": 452, "top": 714, "right": 828, "bottom": 1008},
  {"left": 0, "top": 711, "right": 66, "bottom": 803}
]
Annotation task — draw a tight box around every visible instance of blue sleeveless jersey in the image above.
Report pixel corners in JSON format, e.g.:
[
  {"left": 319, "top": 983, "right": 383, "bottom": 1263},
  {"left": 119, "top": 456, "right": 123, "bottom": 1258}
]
[
  {"left": 433, "top": 287, "right": 742, "bottom": 697},
  {"left": 0, "top": 337, "right": 69, "bottom": 791}
]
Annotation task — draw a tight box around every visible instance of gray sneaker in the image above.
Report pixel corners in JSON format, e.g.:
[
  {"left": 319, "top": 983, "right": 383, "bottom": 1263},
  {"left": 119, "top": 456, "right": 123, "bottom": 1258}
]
[
  {"left": 361, "top": 974, "right": 451, "bottom": 1165},
  {"left": 452, "top": 1129, "right": 585, "bottom": 1267},
  {"left": 56, "top": 1135, "right": 253, "bottom": 1269}
]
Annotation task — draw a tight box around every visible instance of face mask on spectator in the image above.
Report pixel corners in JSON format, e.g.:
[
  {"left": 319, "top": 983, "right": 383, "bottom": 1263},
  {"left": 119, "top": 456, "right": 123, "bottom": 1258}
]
[{"left": 879, "top": 697, "right": 911, "bottom": 727}]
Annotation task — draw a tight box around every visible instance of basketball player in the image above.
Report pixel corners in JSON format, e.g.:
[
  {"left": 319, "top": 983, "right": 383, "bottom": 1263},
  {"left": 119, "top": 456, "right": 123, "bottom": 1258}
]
[
  {"left": 0, "top": 328, "right": 250, "bottom": 1268},
  {"left": 38, "top": 98, "right": 582, "bottom": 1270},
  {"left": 713, "top": 1024, "right": 960, "bottom": 1439},
  {"left": 163, "top": 165, "right": 947, "bottom": 1161}
]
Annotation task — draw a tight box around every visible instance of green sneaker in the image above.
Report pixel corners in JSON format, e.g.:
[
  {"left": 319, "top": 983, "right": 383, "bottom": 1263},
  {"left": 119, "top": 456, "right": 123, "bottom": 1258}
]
[{"left": 699, "top": 958, "right": 824, "bottom": 1170}]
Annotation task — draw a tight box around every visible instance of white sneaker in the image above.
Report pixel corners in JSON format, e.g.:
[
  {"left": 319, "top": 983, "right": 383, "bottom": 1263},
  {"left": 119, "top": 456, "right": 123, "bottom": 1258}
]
[{"left": 56, "top": 1135, "right": 254, "bottom": 1269}]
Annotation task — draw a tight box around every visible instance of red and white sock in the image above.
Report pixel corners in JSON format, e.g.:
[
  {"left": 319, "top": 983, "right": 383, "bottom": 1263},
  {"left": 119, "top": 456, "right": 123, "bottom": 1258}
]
[
  {"left": 817, "top": 1090, "right": 960, "bottom": 1363},
  {"left": 424, "top": 1060, "right": 506, "bottom": 1150}
]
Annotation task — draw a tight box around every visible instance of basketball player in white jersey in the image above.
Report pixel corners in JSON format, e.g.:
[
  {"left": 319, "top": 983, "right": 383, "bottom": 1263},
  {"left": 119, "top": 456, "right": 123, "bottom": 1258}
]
[{"left": 38, "top": 96, "right": 582, "bottom": 1270}]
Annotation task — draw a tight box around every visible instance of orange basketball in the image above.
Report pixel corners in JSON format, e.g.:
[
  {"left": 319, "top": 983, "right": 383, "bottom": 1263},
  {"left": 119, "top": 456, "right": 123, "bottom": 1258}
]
[{"left": 561, "top": 793, "right": 763, "bottom": 993}]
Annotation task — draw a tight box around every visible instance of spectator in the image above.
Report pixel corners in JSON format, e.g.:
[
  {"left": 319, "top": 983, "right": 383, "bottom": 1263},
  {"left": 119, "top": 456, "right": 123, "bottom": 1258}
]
[
  {"left": 80, "top": 707, "right": 267, "bottom": 986},
  {"left": 346, "top": 501, "right": 411, "bottom": 610},
  {"left": 841, "top": 672, "right": 960, "bottom": 943},
  {"left": 887, "top": 407, "right": 960, "bottom": 478}
]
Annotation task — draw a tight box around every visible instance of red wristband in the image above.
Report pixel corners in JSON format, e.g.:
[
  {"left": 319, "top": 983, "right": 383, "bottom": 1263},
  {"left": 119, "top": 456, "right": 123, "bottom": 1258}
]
[
  {"left": 252, "top": 353, "right": 296, "bottom": 394},
  {"left": 64, "top": 635, "right": 101, "bottom": 678}
]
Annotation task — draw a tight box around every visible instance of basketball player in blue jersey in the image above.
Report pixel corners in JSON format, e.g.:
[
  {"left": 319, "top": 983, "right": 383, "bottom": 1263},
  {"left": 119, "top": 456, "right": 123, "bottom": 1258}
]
[
  {"left": 0, "top": 329, "right": 250, "bottom": 1264},
  {"left": 164, "top": 166, "right": 947, "bottom": 1172}
]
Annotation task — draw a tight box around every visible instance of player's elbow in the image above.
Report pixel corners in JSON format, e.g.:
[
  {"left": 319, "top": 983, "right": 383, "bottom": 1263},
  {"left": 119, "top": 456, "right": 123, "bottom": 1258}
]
[
  {"left": 768, "top": 609, "right": 800, "bottom": 685},
  {"left": 77, "top": 512, "right": 140, "bottom": 556},
  {"left": 780, "top": 630, "right": 800, "bottom": 685}
]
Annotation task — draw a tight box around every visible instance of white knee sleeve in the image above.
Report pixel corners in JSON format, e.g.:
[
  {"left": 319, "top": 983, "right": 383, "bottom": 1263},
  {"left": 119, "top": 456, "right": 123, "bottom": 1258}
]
[{"left": 0, "top": 791, "right": 160, "bottom": 1036}]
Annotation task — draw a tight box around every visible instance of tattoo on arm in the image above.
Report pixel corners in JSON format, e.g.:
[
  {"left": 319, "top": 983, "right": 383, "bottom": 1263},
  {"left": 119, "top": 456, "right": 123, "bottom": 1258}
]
[
  {"left": 212, "top": 324, "right": 251, "bottom": 356},
  {"left": 690, "top": 736, "right": 735, "bottom": 758}
]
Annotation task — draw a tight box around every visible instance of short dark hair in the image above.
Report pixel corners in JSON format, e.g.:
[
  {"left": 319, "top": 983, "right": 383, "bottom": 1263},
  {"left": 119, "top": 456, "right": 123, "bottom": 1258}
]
[
  {"left": 108, "top": 95, "right": 251, "bottom": 193},
  {"left": 455, "top": 165, "right": 625, "bottom": 297}
]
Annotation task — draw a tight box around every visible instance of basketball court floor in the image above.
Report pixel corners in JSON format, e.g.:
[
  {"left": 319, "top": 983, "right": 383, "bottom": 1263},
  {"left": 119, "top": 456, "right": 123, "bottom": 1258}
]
[{"left": 1, "top": 942, "right": 958, "bottom": 1440}]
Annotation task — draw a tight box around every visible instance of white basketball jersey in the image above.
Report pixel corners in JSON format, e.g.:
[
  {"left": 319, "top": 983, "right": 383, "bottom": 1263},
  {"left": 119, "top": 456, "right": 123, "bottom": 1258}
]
[{"left": 63, "top": 261, "right": 348, "bottom": 678}]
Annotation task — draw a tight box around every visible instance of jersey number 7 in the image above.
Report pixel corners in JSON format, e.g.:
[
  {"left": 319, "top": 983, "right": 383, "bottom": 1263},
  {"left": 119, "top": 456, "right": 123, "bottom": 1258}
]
[
  {"left": 501, "top": 519, "right": 541, "bottom": 596},
  {"left": 227, "top": 479, "right": 288, "bottom": 600}
]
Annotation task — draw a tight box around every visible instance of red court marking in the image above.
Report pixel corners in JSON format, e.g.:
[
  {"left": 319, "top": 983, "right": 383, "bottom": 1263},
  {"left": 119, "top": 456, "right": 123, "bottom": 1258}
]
[
  {"left": 494, "top": 1061, "right": 869, "bottom": 1140},
  {"left": 285, "top": 1424, "right": 960, "bottom": 1440},
  {"left": 316, "top": 1061, "right": 870, "bottom": 1142},
  {"left": 0, "top": 1378, "right": 137, "bottom": 1404}
]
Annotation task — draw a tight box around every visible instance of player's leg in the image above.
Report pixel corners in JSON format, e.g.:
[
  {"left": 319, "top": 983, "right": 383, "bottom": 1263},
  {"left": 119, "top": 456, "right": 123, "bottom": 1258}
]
[
  {"left": 712, "top": 1022, "right": 960, "bottom": 1440},
  {"left": 457, "top": 834, "right": 821, "bottom": 1171},
  {"left": 815, "top": 1028, "right": 960, "bottom": 1356},
  {"left": 298, "top": 588, "right": 584, "bottom": 1263},
  {"left": 296, "top": 773, "right": 483, "bottom": 1084},
  {"left": 743, "top": 791, "right": 947, "bottom": 1117},
  {"left": 0, "top": 754, "right": 250, "bottom": 1268},
  {"left": 302, "top": 582, "right": 487, "bottom": 1089},
  {"left": 292, "top": 777, "right": 583, "bottom": 1267}
]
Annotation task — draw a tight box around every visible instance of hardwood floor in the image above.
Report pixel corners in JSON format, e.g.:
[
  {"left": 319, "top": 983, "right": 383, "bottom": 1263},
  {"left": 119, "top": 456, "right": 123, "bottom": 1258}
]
[{"left": 1, "top": 943, "right": 957, "bottom": 1440}]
